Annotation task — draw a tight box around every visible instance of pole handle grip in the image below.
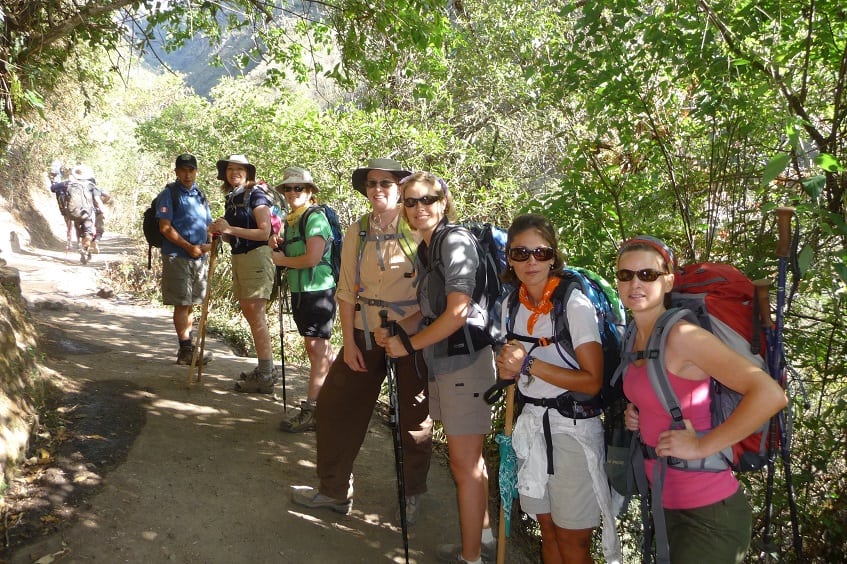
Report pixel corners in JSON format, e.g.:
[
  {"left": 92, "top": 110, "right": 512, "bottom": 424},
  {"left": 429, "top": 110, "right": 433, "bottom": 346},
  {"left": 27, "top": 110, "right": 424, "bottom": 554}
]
[
  {"left": 775, "top": 207, "right": 795, "bottom": 258},
  {"left": 752, "top": 279, "right": 775, "bottom": 329}
]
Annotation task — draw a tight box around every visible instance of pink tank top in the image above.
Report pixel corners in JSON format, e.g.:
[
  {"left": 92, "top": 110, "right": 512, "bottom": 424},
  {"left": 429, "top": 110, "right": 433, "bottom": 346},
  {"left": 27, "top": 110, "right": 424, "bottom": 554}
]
[{"left": 624, "top": 363, "right": 739, "bottom": 509}]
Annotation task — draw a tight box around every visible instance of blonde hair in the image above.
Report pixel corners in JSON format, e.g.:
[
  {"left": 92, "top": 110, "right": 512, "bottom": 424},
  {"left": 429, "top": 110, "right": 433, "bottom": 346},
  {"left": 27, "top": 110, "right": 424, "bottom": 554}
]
[{"left": 398, "top": 171, "right": 455, "bottom": 228}]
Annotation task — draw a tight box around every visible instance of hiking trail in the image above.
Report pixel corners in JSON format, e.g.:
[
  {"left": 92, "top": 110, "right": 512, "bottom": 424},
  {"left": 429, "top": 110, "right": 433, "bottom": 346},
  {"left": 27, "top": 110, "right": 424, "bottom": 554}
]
[{"left": 1, "top": 223, "right": 535, "bottom": 563}]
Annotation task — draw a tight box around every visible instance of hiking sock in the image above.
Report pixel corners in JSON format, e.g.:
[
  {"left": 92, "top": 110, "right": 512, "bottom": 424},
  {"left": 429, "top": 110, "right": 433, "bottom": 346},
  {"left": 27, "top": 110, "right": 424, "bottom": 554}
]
[
  {"left": 178, "top": 339, "right": 192, "bottom": 349},
  {"left": 462, "top": 558, "right": 482, "bottom": 564},
  {"left": 305, "top": 398, "right": 317, "bottom": 410},
  {"left": 258, "top": 359, "right": 274, "bottom": 379},
  {"left": 481, "top": 528, "right": 494, "bottom": 544}
]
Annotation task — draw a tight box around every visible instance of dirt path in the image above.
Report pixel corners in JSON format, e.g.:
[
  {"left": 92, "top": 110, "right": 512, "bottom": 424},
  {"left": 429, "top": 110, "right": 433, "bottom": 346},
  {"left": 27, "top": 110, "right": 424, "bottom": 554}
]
[{"left": 1, "top": 232, "right": 534, "bottom": 563}]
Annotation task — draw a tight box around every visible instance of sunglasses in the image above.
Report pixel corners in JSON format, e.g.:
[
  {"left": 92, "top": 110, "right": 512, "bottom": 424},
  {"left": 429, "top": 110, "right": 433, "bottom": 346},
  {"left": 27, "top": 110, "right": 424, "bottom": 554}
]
[
  {"left": 403, "top": 194, "right": 443, "bottom": 208},
  {"left": 508, "top": 246, "right": 556, "bottom": 262},
  {"left": 282, "top": 185, "right": 307, "bottom": 193},
  {"left": 615, "top": 268, "right": 667, "bottom": 282},
  {"left": 365, "top": 179, "right": 397, "bottom": 189}
]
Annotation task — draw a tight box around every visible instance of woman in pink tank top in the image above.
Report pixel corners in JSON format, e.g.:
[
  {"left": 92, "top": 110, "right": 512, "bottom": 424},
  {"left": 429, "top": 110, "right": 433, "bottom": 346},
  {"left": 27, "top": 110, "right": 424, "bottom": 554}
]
[{"left": 616, "top": 236, "right": 786, "bottom": 563}]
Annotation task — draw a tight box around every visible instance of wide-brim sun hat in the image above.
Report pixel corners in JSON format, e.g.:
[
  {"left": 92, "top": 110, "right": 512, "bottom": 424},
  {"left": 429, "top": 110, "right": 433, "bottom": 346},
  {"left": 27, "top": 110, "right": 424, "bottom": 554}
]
[
  {"left": 351, "top": 158, "right": 412, "bottom": 196},
  {"left": 216, "top": 154, "right": 256, "bottom": 181},
  {"left": 275, "top": 166, "right": 318, "bottom": 193},
  {"left": 71, "top": 164, "right": 95, "bottom": 181}
]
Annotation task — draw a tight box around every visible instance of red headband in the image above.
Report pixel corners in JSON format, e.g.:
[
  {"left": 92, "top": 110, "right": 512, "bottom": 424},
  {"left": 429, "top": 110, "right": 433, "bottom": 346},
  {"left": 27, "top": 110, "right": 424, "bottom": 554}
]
[{"left": 619, "top": 235, "right": 676, "bottom": 271}]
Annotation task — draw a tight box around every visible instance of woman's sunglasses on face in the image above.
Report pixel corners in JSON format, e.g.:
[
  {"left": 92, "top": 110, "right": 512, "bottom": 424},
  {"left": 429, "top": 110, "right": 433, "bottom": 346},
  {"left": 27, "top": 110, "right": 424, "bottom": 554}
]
[
  {"left": 366, "top": 179, "right": 397, "bottom": 189},
  {"left": 615, "top": 268, "right": 667, "bottom": 282},
  {"left": 508, "top": 246, "right": 555, "bottom": 262},
  {"left": 403, "top": 194, "right": 443, "bottom": 208},
  {"left": 282, "top": 185, "right": 307, "bottom": 193}
]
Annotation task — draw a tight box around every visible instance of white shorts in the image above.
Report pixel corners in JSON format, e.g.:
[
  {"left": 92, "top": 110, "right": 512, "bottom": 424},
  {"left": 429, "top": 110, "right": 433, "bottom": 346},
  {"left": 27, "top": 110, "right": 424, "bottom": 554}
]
[{"left": 520, "top": 432, "right": 601, "bottom": 529}]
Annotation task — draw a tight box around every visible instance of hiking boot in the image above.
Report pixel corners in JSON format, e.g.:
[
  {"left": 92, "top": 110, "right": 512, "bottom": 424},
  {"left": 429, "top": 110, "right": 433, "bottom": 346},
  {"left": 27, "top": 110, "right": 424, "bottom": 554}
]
[
  {"left": 436, "top": 539, "right": 497, "bottom": 563},
  {"left": 279, "top": 401, "right": 316, "bottom": 433},
  {"left": 234, "top": 374, "right": 274, "bottom": 394},
  {"left": 395, "top": 494, "right": 421, "bottom": 526},
  {"left": 176, "top": 345, "right": 213, "bottom": 366},
  {"left": 291, "top": 487, "right": 352, "bottom": 515},
  {"left": 238, "top": 366, "right": 281, "bottom": 384}
]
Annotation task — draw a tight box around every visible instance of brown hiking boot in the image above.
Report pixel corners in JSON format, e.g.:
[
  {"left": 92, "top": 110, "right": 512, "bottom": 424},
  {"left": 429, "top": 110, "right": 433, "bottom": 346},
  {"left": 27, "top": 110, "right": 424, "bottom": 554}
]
[
  {"left": 176, "top": 345, "right": 212, "bottom": 366},
  {"left": 279, "top": 401, "right": 316, "bottom": 433}
]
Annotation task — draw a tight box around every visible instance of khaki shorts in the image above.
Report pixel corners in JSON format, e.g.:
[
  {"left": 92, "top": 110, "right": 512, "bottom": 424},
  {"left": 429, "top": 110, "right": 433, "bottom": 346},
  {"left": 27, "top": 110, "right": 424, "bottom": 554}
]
[
  {"left": 161, "top": 255, "right": 208, "bottom": 306},
  {"left": 231, "top": 246, "right": 274, "bottom": 300},
  {"left": 428, "top": 348, "right": 494, "bottom": 436},
  {"left": 520, "top": 432, "right": 601, "bottom": 529}
]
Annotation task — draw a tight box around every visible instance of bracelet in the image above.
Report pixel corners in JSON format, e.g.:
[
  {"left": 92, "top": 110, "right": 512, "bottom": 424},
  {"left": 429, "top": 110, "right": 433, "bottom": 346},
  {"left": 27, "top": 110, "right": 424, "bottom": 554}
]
[{"left": 522, "top": 355, "right": 535, "bottom": 375}]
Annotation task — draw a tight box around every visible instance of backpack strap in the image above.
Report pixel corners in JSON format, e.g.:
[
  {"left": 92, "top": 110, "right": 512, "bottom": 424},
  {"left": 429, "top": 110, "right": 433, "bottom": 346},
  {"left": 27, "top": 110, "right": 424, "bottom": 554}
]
[{"left": 354, "top": 213, "right": 418, "bottom": 350}]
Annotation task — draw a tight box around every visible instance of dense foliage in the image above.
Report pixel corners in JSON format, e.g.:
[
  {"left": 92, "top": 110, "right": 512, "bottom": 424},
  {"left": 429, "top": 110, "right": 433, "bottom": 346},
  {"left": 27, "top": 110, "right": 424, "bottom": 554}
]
[{"left": 2, "top": 0, "right": 845, "bottom": 561}]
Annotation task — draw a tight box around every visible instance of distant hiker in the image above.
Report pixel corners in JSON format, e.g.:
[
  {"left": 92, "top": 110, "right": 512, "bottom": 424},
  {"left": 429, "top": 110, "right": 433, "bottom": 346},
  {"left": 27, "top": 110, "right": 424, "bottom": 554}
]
[
  {"left": 92, "top": 183, "right": 111, "bottom": 254},
  {"left": 65, "top": 164, "right": 104, "bottom": 263},
  {"left": 617, "top": 236, "right": 786, "bottom": 563},
  {"left": 291, "top": 158, "right": 432, "bottom": 524},
  {"left": 377, "top": 172, "right": 496, "bottom": 564},
  {"left": 155, "top": 153, "right": 213, "bottom": 366},
  {"left": 48, "top": 163, "right": 75, "bottom": 248},
  {"left": 208, "top": 154, "right": 277, "bottom": 393},
  {"left": 269, "top": 167, "right": 336, "bottom": 432},
  {"left": 495, "top": 214, "right": 621, "bottom": 564}
]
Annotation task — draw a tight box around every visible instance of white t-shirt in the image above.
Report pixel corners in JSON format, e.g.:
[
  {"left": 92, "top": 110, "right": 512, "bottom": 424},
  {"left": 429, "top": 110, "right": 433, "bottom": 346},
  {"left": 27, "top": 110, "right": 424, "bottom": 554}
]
[{"left": 501, "top": 285, "right": 601, "bottom": 406}]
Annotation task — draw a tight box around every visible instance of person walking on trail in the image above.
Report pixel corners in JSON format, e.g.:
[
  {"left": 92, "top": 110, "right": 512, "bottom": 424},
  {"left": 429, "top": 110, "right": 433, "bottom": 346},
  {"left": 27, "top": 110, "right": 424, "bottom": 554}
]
[
  {"left": 617, "top": 236, "right": 786, "bottom": 563},
  {"left": 208, "top": 154, "right": 278, "bottom": 393},
  {"left": 292, "top": 158, "right": 432, "bottom": 525},
  {"left": 47, "top": 161, "right": 74, "bottom": 248},
  {"left": 91, "top": 183, "right": 111, "bottom": 254},
  {"left": 269, "top": 166, "right": 336, "bottom": 433},
  {"left": 155, "top": 153, "right": 213, "bottom": 366},
  {"left": 65, "top": 164, "right": 104, "bottom": 263},
  {"left": 377, "top": 172, "right": 496, "bottom": 564},
  {"left": 495, "top": 214, "right": 621, "bottom": 564}
]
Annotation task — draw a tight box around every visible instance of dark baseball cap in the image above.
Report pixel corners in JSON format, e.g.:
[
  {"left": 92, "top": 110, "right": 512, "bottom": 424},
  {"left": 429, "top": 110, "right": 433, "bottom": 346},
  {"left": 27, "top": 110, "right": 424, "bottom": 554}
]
[{"left": 175, "top": 153, "right": 198, "bottom": 169}]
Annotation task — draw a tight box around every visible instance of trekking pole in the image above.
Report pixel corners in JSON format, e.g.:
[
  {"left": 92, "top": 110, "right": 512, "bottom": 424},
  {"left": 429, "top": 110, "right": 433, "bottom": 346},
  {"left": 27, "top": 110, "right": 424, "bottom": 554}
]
[
  {"left": 496, "top": 383, "right": 516, "bottom": 564},
  {"left": 189, "top": 237, "right": 219, "bottom": 386},
  {"left": 773, "top": 206, "right": 804, "bottom": 560},
  {"left": 379, "top": 309, "right": 410, "bottom": 564},
  {"left": 754, "top": 278, "right": 782, "bottom": 557},
  {"left": 276, "top": 265, "right": 289, "bottom": 412}
]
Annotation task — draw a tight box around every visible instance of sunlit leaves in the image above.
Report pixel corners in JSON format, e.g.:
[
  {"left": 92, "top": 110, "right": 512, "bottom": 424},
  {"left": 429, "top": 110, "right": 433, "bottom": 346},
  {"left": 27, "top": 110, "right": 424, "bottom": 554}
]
[{"left": 762, "top": 153, "right": 791, "bottom": 186}]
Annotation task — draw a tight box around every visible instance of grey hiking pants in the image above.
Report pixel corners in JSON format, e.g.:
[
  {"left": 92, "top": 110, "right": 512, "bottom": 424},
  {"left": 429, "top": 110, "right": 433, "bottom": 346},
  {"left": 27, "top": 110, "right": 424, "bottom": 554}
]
[{"left": 316, "top": 329, "right": 433, "bottom": 501}]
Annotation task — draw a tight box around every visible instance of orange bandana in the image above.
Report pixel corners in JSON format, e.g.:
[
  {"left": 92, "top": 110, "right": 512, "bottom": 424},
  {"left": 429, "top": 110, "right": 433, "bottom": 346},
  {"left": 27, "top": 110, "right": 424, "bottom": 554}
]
[{"left": 519, "top": 276, "right": 560, "bottom": 334}]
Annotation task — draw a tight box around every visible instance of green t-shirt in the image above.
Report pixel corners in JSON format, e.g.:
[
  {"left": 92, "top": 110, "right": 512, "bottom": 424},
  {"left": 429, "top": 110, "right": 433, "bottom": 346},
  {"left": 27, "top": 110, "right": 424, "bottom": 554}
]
[{"left": 283, "top": 207, "right": 335, "bottom": 293}]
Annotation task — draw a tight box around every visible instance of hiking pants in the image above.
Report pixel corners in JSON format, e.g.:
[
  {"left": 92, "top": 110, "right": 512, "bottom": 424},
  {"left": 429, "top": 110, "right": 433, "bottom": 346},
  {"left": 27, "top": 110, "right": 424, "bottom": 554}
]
[{"left": 316, "top": 328, "right": 433, "bottom": 501}]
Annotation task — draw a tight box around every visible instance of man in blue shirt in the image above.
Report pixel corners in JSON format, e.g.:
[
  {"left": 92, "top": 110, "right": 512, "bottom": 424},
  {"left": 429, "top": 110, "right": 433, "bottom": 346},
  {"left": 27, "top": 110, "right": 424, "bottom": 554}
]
[{"left": 155, "top": 153, "right": 213, "bottom": 365}]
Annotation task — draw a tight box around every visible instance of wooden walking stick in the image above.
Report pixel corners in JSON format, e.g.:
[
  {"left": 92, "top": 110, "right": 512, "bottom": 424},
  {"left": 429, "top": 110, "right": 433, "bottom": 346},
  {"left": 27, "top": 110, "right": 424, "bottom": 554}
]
[
  {"left": 189, "top": 237, "right": 219, "bottom": 386},
  {"left": 496, "top": 383, "right": 516, "bottom": 564}
]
